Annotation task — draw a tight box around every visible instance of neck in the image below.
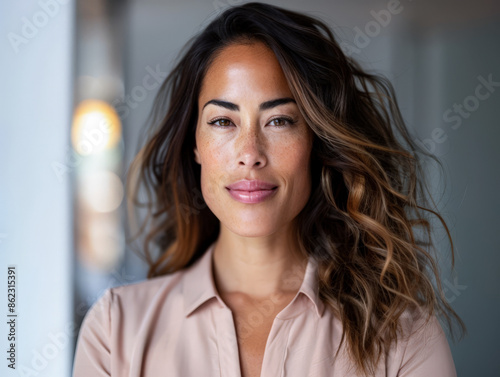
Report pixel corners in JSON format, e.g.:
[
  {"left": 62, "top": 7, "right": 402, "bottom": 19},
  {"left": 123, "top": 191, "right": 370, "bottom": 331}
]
[{"left": 211, "top": 224, "right": 308, "bottom": 300}]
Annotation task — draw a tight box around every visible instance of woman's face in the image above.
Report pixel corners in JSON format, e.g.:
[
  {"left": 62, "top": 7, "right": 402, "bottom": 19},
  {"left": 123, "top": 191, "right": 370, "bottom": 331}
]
[{"left": 194, "top": 41, "right": 314, "bottom": 237}]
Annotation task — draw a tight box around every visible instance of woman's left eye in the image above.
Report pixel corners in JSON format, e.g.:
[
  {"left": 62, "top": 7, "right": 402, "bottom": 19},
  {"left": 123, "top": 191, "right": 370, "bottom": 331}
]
[{"left": 268, "top": 117, "right": 296, "bottom": 128}]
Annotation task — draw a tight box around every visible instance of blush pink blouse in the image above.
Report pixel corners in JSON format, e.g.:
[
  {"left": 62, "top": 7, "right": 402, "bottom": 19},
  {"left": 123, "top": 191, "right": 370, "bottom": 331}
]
[{"left": 72, "top": 241, "right": 457, "bottom": 376}]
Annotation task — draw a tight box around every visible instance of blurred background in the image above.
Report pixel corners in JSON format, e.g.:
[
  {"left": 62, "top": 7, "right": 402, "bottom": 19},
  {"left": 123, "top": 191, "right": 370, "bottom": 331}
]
[{"left": 1, "top": 0, "right": 499, "bottom": 376}]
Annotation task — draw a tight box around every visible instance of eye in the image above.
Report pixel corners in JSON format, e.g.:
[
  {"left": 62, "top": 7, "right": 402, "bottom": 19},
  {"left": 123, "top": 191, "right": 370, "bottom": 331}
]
[
  {"left": 268, "top": 117, "right": 296, "bottom": 128},
  {"left": 207, "top": 118, "right": 233, "bottom": 128},
  {"left": 207, "top": 116, "right": 296, "bottom": 128}
]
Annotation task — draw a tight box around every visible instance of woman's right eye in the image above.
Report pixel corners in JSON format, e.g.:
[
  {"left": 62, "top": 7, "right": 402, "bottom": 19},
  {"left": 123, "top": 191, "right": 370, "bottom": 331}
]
[{"left": 207, "top": 118, "right": 232, "bottom": 128}]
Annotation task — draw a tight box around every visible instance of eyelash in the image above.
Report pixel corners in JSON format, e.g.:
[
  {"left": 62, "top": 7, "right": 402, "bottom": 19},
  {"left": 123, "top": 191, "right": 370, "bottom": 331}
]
[{"left": 207, "top": 116, "right": 296, "bottom": 128}]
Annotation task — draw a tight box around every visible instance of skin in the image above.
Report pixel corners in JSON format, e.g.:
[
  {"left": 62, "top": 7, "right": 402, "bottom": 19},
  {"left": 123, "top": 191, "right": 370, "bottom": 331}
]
[{"left": 194, "top": 39, "right": 314, "bottom": 322}]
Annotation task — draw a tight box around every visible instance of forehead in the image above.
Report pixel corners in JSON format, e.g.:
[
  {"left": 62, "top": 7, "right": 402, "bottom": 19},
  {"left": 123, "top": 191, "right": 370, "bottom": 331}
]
[{"left": 198, "top": 42, "right": 293, "bottom": 101}]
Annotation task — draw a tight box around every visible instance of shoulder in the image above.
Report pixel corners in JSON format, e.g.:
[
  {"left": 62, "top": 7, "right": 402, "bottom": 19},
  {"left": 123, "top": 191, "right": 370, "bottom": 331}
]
[
  {"left": 73, "top": 270, "right": 188, "bottom": 376},
  {"left": 397, "top": 305, "right": 445, "bottom": 346},
  {"left": 103, "top": 270, "right": 186, "bottom": 322},
  {"left": 80, "top": 270, "right": 187, "bottom": 342},
  {"left": 109, "top": 270, "right": 184, "bottom": 306},
  {"left": 81, "top": 270, "right": 186, "bottom": 330},
  {"left": 393, "top": 306, "right": 457, "bottom": 377}
]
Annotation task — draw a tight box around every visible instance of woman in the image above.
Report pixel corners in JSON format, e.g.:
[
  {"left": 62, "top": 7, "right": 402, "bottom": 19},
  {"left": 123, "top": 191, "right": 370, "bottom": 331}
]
[{"left": 72, "top": 2, "right": 465, "bottom": 376}]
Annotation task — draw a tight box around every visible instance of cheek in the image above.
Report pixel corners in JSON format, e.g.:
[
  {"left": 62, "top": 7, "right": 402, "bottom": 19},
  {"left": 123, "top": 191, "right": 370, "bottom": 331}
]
[
  {"left": 197, "top": 140, "right": 228, "bottom": 203},
  {"left": 275, "top": 136, "right": 312, "bottom": 181},
  {"left": 280, "top": 136, "right": 313, "bottom": 211}
]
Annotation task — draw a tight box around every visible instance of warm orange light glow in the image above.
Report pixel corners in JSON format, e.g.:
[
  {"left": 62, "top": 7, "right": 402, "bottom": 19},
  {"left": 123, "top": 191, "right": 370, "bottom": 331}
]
[
  {"left": 80, "top": 171, "right": 124, "bottom": 213},
  {"left": 71, "top": 99, "right": 121, "bottom": 155}
]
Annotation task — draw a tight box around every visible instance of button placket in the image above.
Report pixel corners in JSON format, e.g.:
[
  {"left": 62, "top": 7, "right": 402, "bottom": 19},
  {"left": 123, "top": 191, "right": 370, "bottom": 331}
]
[
  {"left": 259, "top": 318, "right": 292, "bottom": 377},
  {"left": 215, "top": 306, "right": 242, "bottom": 377}
]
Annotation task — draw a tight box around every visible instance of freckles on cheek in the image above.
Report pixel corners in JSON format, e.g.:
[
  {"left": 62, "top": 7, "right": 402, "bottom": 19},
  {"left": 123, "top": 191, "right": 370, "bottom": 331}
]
[
  {"left": 276, "top": 138, "right": 311, "bottom": 171},
  {"left": 199, "top": 143, "right": 228, "bottom": 201}
]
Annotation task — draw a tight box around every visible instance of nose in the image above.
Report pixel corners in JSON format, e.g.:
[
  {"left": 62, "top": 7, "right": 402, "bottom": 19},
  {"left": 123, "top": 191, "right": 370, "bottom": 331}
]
[{"left": 236, "top": 125, "right": 268, "bottom": 168}]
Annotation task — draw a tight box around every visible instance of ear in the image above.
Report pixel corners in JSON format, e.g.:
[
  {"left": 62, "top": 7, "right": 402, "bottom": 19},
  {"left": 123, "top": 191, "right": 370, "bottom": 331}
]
[{"left": 193, "top": 146, "right": 200, "bottom": 165}]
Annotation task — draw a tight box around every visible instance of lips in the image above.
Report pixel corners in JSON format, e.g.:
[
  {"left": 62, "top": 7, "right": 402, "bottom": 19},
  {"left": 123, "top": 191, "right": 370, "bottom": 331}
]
[
  {"left": 225, "top": 179, "right": 278, "bottom": 204},
  {"left": 226, "top": 179, "right": 278, "bottom": 191}
]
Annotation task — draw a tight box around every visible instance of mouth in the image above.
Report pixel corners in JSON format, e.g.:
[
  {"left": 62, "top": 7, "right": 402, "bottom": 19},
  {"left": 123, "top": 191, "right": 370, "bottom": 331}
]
[
  {"left": 226, "top": 187, "right": 278, "bottom": 192},
  {"left": 225, "top": 179, "right": 278, "bottom": 191},
  {"left": 225, "top": 186, "right": 278, "bottom": 204}
]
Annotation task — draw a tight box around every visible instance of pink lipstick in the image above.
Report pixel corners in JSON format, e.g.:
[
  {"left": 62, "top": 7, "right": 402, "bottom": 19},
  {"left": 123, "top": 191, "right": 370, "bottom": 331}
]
[{"left": 225, "top": 179, "right": 278, "bottom": 204}]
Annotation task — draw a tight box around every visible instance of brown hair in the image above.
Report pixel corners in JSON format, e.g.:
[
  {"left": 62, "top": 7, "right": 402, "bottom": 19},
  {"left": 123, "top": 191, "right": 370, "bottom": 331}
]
[{"left": 126, "top": 2, "right": 465, "bottom": 375}]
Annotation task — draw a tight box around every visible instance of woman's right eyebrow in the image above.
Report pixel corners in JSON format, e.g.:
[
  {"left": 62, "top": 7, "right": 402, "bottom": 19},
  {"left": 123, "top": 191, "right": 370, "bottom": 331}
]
[
  {"left": 202, "top": 97, "right": 296, "bottom": 112},
  {"left": 203, "top": 99, "right": 238, "bottom": 111}
]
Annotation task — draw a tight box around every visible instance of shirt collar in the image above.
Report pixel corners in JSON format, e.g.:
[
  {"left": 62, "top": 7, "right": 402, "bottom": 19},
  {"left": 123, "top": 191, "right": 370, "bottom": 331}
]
[{"left": 182, "top": 241, "right": 325, "bottom": 319}]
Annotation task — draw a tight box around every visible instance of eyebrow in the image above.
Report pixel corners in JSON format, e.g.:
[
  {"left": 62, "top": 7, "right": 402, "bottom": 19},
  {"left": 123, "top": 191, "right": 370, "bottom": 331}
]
[{"left": 202, "top": 97, "right": 296, "bottom": 112}]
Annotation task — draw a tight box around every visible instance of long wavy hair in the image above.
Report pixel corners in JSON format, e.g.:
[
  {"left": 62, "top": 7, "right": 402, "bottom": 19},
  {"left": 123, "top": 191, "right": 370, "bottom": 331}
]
[{"left": 126, "top": 2, "right": 466, "bottom": 375}]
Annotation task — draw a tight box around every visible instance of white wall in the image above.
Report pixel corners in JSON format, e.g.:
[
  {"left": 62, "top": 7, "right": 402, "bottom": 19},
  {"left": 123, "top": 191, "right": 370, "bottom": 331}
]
[{"left": 0, "top": 1, "right": 75, "bottom": 376}]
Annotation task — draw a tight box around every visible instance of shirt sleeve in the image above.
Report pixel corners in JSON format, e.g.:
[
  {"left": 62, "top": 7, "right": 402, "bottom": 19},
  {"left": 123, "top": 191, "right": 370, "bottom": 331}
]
[
  {"left": 397, "top": 312, "right": 457, "bottom": 377},
  {"left": 72, "top": 288, "right": 113, "bottom": 377}
]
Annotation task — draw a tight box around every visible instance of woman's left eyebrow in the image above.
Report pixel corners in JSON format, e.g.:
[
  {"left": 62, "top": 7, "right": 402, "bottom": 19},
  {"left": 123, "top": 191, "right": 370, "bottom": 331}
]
[{"left": 202, "top": 97, "right": 296, "bottom": 111}]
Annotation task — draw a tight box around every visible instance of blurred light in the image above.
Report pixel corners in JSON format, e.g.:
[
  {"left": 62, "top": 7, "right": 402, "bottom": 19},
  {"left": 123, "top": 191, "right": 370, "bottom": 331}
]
[
  {"left": 71, "top": 99, "right": 121, "bottom": 155},
  {"left": 81, "top": 170, "right": 124, "bottom": 213},
  {"left": 86, "top": 217, "right": 123, "bottom": 271}
]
